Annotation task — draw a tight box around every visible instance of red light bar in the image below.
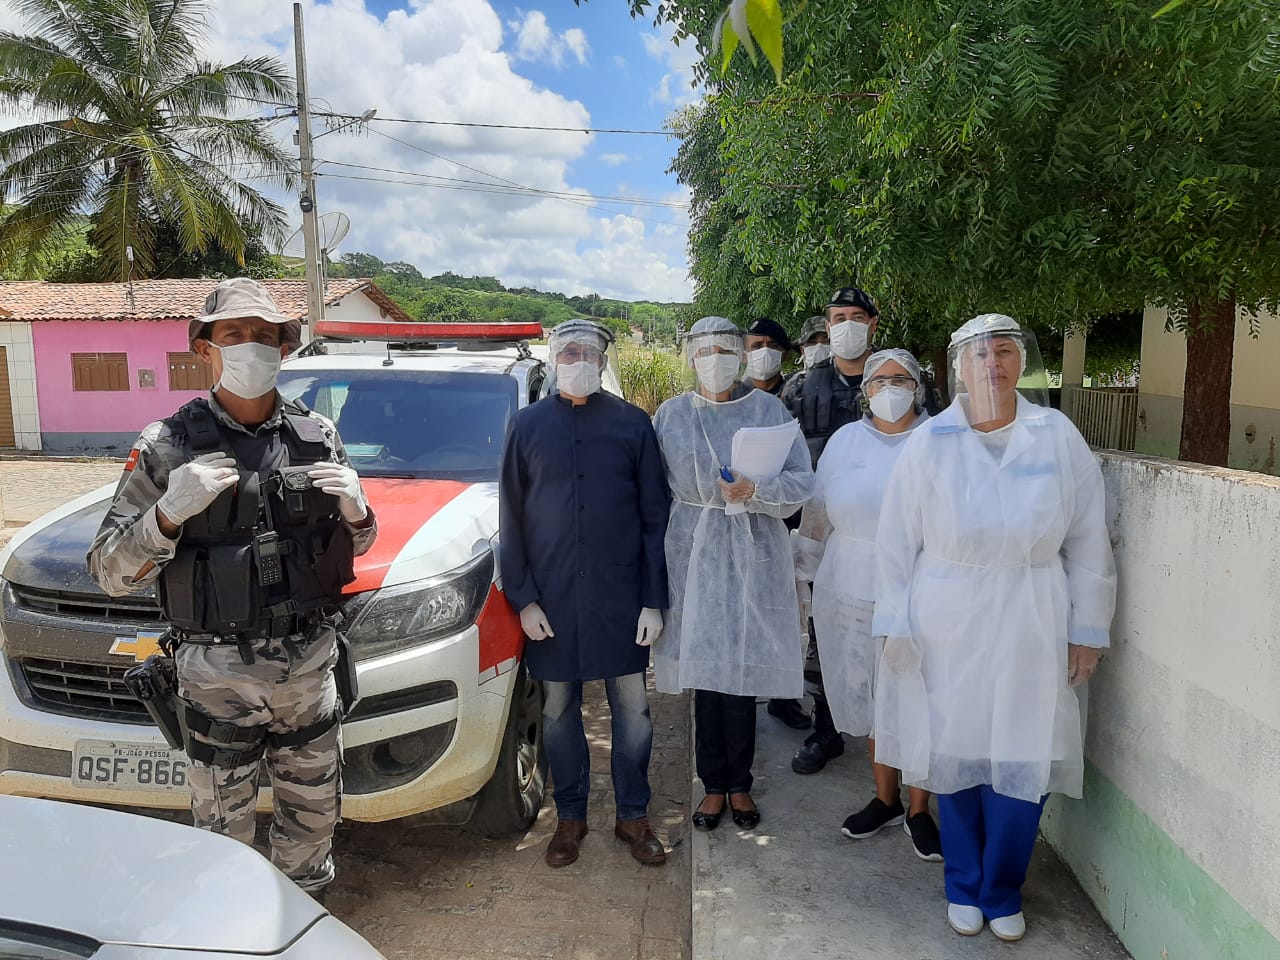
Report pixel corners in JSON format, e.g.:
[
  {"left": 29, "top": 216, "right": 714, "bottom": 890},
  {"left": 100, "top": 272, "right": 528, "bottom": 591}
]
[{"left": 313, "top": 319, "right": 545, "bottom": 342}]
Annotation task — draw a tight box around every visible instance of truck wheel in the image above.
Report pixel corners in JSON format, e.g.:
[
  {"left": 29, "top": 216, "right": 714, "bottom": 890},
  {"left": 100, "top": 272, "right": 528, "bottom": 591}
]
[{"left": 469, "top": 665, "right": 547, "bottom": 836}]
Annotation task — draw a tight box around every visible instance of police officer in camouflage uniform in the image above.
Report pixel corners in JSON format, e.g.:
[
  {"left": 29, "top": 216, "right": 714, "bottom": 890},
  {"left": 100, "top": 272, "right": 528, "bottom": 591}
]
[{"left": 88, "top": 278, "right": 377, "bottom": 895}]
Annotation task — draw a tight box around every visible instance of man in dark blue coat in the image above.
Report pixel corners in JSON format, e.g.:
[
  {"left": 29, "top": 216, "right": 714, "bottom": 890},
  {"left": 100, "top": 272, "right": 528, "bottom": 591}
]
[{"left": 499, "top": 319, "right": 671, "bottom": 869}]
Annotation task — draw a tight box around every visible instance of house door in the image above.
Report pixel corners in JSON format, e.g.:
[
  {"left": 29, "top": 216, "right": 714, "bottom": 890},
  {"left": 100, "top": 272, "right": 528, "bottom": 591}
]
[{"left": 0, "top": 346, "right": 16, "bottom": 447}]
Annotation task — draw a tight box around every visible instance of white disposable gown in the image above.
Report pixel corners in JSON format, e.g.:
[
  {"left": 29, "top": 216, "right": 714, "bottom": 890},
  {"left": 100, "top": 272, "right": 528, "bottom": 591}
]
[
  {"left": 795, "top": 414, "right": 928, "bottom": 737},
  {"left": 872, "top": 396, "right": 1116, "bottom": 802},
  {"left": 653, "top": 388, "right": 814, "bottom": 698}
]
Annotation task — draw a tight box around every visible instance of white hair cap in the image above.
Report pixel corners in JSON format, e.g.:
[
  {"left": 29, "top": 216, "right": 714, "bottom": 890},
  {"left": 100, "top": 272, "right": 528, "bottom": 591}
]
[{"left": 863, "top": 348, "right": 926, "bottom": 406}]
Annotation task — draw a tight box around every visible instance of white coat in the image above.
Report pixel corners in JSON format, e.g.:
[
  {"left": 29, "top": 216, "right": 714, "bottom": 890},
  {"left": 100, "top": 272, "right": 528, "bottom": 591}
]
[
  {"left": 653, "top": 388, "right": 814, "bottom": 698},
  {"left": 872, "top": 396, "right": 1116, "bottom": 802},
  {"left": 796, "top": 414, "right": 928, "bottom": 737}
]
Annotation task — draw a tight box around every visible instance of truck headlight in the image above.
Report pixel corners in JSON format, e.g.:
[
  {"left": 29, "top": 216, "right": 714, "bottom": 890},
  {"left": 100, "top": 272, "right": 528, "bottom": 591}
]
[{"left": 342, "top": 551, "right": 494, "bottom": 661}]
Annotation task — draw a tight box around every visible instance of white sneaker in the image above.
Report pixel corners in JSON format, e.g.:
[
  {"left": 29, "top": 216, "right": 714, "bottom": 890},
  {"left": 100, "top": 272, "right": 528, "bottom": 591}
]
[
  {"left": 947, "top": 903, "right": 984, "bottom": 936},
  {"left": 990, "top": 912, "right": 1026, "bottom": 942}
]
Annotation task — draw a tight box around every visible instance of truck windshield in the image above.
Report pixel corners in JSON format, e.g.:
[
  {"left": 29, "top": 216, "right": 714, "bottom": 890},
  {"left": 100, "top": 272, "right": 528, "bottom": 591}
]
[{"left": 278, "top": 369, "right": 517, "bottom": 481}]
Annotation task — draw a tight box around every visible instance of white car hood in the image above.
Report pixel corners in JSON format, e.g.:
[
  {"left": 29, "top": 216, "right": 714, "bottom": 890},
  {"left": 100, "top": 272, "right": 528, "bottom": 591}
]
[{"left": 0, "top": 796, "right": 324, "bottom": 952}]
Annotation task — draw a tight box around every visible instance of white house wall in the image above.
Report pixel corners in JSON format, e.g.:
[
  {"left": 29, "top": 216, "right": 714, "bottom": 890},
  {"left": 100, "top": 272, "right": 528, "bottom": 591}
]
[{"left": 0, "top": 322, "right": 40, "bottom": 449}]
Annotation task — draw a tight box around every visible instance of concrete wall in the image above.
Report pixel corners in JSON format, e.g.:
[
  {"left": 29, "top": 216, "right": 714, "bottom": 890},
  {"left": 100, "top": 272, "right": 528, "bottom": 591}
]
[
  {"left": 1136, "top": 307, "right": 1280, "bottom": 473},
  {"left": 1042, "top": 452, "right": 1280, "bottom": 960},
  {"left": 0, "top": 322, "right": 40, "bottom": 449}
]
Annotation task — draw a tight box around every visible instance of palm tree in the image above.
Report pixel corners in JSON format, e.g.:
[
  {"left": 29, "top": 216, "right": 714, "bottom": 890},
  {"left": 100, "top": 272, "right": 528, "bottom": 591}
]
[{"left": 0, "top": 0, "right": 297, "bottom": 279}]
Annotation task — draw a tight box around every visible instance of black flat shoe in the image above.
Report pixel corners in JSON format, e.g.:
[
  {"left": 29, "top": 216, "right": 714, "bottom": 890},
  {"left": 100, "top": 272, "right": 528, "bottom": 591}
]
[
  {"left": 729, "top": 794, "right": 761, "bottom": 830},
  {"left": 692, "top": 797, "right": 725, "bottom": 830}
]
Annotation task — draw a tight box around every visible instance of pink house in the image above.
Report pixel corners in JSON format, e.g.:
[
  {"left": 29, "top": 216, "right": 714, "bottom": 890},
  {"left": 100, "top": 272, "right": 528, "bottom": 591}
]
[{"left": 0, "top": 279, "right": 411, "bottom": 454}]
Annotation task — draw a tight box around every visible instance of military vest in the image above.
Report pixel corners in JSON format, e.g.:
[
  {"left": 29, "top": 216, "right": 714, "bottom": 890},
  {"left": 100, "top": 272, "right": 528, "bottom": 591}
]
[
  {"left": 157, "top": 397, "right": 356, "bottom": 640},
  {"left": 789, "top": 362, "right": 864, "bottom": 465}
]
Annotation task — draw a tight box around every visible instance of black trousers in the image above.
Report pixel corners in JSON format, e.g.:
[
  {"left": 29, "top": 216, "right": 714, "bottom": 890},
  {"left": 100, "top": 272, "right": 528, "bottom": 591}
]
[{"left": 694, "top": 689, "right": 757, "bottom": 794}]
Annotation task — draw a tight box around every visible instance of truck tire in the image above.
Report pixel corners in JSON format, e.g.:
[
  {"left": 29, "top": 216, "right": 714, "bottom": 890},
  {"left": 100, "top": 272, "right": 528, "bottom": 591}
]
[{"left": 469, "top": 664, "right": 547, "bottom": 836}]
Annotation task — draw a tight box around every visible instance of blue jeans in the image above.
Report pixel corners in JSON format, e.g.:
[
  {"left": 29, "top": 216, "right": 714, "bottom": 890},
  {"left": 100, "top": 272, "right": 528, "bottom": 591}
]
[
  {"left": 937, "top": 784, "right": 1048, "bottom": 920},
  {"left": 542, "top": 672, "right": 653, "bottom": 821}
]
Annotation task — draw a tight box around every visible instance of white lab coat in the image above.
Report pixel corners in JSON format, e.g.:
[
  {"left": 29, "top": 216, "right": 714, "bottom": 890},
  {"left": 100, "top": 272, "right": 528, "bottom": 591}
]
[
  {"left": 872, "top": 396, "right": 1116, "bottom": 802},
  {"left": 653, "top": 388, "right": 814, "bottom": 698},
  {"left": 795, "top": 415, "right": 927, "bottom": 736}
]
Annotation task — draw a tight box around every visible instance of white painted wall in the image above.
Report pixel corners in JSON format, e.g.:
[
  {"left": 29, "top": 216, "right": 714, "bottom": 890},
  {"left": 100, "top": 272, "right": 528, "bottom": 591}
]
[
  {"left": 1085, "top": 453, "right": 1280, "bottom": 937},
  {"left": 0, "top": 321, "right": 41, "bottom": 449}
]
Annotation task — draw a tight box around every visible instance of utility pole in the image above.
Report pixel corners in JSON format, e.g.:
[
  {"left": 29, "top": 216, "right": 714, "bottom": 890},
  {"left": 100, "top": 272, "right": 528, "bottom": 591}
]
[{"left": 293, "top": 3, "right": 323, "bottom": 338}]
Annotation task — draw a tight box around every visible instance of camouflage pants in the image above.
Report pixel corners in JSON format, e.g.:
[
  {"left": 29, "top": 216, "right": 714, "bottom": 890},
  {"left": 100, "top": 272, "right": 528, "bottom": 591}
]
[{"left": 176, "top": 626, "right": 341, "bottom": 891}]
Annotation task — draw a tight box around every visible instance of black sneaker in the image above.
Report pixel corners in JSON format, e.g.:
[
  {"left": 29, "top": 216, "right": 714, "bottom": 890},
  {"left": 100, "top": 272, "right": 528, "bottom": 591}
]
[
  {"left": 790, "top": 734, "right": 844, "bottom": 774},
  {"left": 904, "top": 812, "right": 944, "bottom": 862},
  {"left": 767, "top": 698, "right": 812, "bottom": 730},
  {"left": 840, "top": 797, "right": 905, "bottom": 839}
]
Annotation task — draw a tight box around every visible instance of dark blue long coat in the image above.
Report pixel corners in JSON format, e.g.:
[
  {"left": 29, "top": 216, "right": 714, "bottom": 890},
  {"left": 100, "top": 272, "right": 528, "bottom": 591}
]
[{"left": 499, "top": 391, "right": 671, "bottom": 682}]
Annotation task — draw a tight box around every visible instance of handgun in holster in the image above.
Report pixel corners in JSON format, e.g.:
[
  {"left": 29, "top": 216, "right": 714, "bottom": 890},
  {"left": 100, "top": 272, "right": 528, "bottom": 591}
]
[{"left": 123, "top": 655, "right": 186, "bottom": 751}]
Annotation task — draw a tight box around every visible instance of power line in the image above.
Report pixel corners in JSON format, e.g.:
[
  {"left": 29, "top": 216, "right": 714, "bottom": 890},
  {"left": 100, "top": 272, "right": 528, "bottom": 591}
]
[
  {"left": 320, "top": 112, "right": 671, "bottom": 136},
  {"left": 314, "top": 159, "right": 687, "bottom": 209}
]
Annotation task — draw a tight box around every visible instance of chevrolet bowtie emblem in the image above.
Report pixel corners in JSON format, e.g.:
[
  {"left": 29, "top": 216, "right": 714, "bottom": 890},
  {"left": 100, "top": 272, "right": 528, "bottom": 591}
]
[{"left": 109, "top": 632, "right": 166, "bottom": 662}]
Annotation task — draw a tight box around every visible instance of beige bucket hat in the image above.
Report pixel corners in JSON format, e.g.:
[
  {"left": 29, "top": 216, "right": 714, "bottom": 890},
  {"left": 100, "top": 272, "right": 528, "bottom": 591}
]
[{"left": 187, "top": 278, "right": 302, "bottom": 350}]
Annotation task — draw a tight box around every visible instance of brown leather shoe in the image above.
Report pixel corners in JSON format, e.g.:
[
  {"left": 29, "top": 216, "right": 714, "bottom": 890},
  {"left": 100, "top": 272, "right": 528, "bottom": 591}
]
[
  {"left": 614, "top": 816, "right": 667, "bottom": 865},
  {"left": 545, "top": 818, "right": 589, "bottom": 867}
]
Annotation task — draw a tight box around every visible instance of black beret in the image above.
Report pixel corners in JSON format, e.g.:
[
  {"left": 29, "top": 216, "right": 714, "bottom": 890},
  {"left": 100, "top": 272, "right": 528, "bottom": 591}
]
[
  {"left": 744, "top": 316, "right": 793, "bottom": 351},
  {"left": 826, "top": 287, "right": 879, "bottom": 317}
]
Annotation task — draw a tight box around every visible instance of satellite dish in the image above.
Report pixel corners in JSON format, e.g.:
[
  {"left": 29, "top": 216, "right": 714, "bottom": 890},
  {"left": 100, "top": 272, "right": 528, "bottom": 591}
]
[{"left": 317, "top": 212, "right": 350, "bottom": 253}]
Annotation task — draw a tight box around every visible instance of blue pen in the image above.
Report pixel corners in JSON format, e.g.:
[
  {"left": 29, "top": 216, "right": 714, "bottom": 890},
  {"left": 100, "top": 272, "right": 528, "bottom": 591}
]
[{"left": 719, "top": 466, "right": 735, "bottom": 483}]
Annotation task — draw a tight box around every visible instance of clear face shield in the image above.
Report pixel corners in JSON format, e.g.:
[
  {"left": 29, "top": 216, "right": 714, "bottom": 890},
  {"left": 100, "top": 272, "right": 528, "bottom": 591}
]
[
  {"left": 541, "top": 322, "right": 621, "bottom": 399},
  {"left": 948, "top": 324, "right": 1049, "bottom": 421},
  {"left": 683, "top": 327, "right": 746, "bottom": 398}
]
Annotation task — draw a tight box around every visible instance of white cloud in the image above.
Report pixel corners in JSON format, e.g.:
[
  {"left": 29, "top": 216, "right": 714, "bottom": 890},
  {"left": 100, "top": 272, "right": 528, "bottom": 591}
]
[
  {"left": 0, "top": 0, "right": 690, "bottom": 301},
  {"left": 508, "top": 10, "right": 590, "bottom": 68},
  {"left": 600, "top": 152, "right": 629, "bottom": 167},
  {"left": 642, "top": 26, "right": 701, "bottom": 108}
]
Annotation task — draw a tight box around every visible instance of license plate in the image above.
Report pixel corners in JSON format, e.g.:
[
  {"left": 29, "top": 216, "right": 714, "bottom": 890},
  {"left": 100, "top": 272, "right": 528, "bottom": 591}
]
[{"left": 72, "top": 740, "right": 189, "bottom": 792}]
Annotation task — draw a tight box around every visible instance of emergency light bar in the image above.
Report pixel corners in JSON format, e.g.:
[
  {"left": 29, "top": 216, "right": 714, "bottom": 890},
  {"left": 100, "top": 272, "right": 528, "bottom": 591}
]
[{"left": 312, "top": 319, "right": 545, "bottom": 343}]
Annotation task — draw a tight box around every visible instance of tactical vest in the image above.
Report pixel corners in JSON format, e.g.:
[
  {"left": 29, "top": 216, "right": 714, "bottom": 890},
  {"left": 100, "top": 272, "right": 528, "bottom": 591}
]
[
  {"left": 157, "top": 398, "right": 356, "bottom": 643},
  {"left": 789, "top": 362, "right": 864, "bottom": 465}
]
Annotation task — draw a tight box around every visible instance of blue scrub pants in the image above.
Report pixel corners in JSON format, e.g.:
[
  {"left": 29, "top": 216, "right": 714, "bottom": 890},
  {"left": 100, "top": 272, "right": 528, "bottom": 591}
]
[
  {"left": 937, "top": 784, "right": 1048, "bottom": 920},
  {"left": 542, "top": 672, "right": 653, "bottom": 822}
]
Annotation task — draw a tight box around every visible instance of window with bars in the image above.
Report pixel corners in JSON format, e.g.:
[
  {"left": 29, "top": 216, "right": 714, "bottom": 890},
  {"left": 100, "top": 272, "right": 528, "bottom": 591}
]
[
  {"left": 167, "top": 352, "right": 216, "bottom": 391},
  {"left": 71, "top": 352, "right": 129, "bottom": 392}
]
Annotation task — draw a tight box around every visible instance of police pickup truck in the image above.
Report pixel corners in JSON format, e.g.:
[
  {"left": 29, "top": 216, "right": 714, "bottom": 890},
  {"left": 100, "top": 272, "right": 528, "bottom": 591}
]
[{"left": 0, "top": 319, "right": 604, "bottom": 830}]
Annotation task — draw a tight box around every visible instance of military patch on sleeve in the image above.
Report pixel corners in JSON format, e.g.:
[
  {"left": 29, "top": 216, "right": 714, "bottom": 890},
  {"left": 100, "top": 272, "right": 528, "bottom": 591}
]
[{"left": 124, "top": 448, "right": 140, "bottom": 472}]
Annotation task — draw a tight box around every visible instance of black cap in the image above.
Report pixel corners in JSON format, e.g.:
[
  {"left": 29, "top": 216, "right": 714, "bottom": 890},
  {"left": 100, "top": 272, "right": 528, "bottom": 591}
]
[
  {"left": 826, "top": 287, "right": 878, "bottom": 317},
  {"left": 744, "top": 316, "right": 793, "bottom": 351}
]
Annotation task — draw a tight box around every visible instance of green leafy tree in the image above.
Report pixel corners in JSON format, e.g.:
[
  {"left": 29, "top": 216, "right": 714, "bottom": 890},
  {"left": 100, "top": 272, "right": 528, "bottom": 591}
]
[
  {"left": 0, "top": 0, "right": 296, "bottom": 280},
  {"left": 662, "top": 0, "right": 1280, "bottom": 465}
]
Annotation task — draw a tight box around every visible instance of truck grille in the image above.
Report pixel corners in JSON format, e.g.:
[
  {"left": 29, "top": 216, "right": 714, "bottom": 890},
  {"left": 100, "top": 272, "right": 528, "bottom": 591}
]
[
  {"left": 11, "top": 584, "right": 163, "bottom": 624},
  {"left": 18, "top": 657, "right": 149, "bottom": 723}
]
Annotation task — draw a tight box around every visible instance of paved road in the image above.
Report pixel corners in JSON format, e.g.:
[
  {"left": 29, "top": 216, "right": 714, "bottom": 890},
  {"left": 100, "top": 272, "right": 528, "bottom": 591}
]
[{"left": 0, "top": 457, "right": 693, "bottom": 960}]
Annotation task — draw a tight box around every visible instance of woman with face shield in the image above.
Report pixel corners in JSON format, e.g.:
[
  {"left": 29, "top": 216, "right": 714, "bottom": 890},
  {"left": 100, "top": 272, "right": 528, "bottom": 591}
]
[
  {"left": 871, "top": 315, "right": 1116, "bottom": 942},
  {"left": 792, "top": 348, "right": 942, "bottom": 861},
  {"left": 653, "top": 316, "right": 814, "bottom": 831}
]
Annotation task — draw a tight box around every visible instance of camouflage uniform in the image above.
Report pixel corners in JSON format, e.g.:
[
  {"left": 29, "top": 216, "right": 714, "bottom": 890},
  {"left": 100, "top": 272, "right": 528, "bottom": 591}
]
[{"left": 88, "top": 392, "right": 376, "bottom": 891}]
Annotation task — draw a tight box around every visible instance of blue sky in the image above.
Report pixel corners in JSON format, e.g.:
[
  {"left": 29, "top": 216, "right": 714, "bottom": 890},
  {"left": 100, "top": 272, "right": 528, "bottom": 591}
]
[{"left": 207, "top": 0, "right": 702, "bottom": 301}]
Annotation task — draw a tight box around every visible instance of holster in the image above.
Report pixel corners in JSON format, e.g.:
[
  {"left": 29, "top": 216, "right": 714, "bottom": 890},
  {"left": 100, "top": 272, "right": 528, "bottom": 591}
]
[
  {"left": 122, "top": 656, "right": 185, "bottom": 751},
  {"left": 335, "top": 630, "right": 359, "bottom": 714}
]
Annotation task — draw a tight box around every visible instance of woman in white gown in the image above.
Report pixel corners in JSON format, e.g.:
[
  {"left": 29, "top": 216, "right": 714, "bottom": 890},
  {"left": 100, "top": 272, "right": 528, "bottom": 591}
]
[
  {"left": 793, "top": 348, "right": 941, "bottom": 862},
  {"left": 653, "top": 315, "right": 813, "bottom": 831},
  {"left": 872, "top": 314, "right": 1116, "bottom": 943}
]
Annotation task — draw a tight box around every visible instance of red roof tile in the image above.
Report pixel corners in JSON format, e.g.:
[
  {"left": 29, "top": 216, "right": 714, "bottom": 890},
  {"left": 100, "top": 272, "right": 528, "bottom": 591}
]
[{"left": 0, "top": 278, "right": 410, "bottom": 323}]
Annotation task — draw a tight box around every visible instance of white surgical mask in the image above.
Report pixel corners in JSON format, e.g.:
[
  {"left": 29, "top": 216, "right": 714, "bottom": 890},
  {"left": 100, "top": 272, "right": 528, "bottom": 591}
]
[
  {"left": 745, "top": 347, "right": 783, "bottom": 382},
  {"left": 829, "top": 320, "right": 870, "bottom": 360},
  {"left": 803, "top": 343, "right": 831, "bottom": 369},
  {"left": 213, "top": 342, "right": 281, "bottom": 399},
  {"left": 869, "top": 385, "right": 916, "bottom": 424},
  {"left": 556, "top": 361, "right": 601, "bottom": 398},
  {"left": 693, "top": 354, "right": 741, "bottom": 394}
]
